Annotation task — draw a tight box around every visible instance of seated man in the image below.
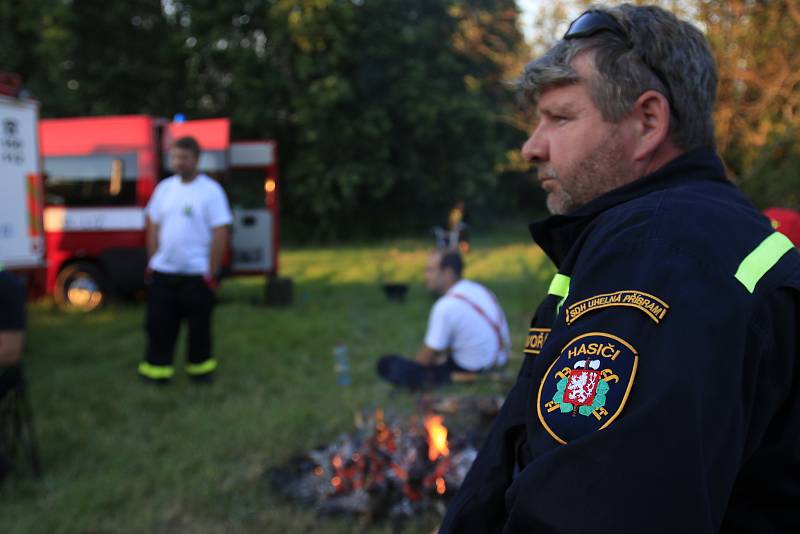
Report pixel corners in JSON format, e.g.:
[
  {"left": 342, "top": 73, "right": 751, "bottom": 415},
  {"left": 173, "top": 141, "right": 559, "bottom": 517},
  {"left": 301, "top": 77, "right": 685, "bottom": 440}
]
[{"left": 377, "top": 250, "right": 510, "bottom": 389}]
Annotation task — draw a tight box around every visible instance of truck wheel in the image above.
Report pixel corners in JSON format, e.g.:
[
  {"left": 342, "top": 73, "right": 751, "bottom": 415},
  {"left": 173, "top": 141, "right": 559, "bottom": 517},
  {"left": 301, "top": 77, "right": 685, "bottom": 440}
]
[{"left": 54, "top": 262, "right": 108, "bottom": 312}]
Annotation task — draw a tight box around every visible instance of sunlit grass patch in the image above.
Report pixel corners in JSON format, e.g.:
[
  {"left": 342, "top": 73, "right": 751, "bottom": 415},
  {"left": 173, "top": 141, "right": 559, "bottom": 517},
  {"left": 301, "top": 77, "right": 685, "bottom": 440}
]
[{"left": 2, "top": 229, "right": 552, "bottom": 533}]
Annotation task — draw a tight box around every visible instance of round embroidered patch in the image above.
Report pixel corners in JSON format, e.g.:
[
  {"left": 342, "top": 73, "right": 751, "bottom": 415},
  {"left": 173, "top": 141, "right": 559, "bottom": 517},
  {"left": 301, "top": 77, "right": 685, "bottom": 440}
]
[{"left": 536, "top": 332, "right": 638, "bottom": 444}]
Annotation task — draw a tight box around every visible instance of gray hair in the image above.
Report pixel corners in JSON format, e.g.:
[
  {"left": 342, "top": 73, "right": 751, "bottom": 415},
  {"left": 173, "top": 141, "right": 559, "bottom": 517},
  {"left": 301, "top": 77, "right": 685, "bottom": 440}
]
[{"left": 520, "top": 4, "right": 717, "bottom": 150}]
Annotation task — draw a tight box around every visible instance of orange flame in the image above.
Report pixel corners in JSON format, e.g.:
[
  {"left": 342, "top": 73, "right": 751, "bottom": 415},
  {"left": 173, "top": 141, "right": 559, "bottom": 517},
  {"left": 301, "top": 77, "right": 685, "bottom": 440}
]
[
  {"left": 424, "top": 415, "right": 450, "bottom": 461},
  {"left": 435, "top": 477, "right": 446, "bottom": 495}
]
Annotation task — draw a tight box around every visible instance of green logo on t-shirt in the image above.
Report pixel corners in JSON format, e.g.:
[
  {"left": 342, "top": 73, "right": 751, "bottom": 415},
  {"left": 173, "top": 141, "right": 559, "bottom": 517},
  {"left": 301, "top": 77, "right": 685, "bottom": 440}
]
[{"left": 182, "top": 205, "right": 193, "bottom": 217}]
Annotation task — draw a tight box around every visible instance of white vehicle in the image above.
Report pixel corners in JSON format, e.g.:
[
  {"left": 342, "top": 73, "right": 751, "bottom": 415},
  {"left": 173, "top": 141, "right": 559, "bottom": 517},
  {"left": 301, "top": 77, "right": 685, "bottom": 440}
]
[{"left": 0, "top": 91, "right": 45, "bottom": 273}]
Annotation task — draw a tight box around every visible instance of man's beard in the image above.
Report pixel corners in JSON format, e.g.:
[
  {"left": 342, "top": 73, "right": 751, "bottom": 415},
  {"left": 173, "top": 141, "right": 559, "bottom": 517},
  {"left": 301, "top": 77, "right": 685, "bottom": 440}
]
[
  {"left": 543, "top": 166, "right": 575, "bottom": 215},
  {"left": 544, "top": 128, "right": 633, "bottom": 215}
]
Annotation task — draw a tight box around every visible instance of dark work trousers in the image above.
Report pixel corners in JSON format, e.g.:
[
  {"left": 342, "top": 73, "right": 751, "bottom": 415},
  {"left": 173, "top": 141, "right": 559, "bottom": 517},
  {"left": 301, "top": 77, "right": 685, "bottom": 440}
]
[
  {"left": 376, "top": 354, "right": 468, "bottom": 389},
  {"left": 144, "top": 271, "right": 215, "bottom": 374}
]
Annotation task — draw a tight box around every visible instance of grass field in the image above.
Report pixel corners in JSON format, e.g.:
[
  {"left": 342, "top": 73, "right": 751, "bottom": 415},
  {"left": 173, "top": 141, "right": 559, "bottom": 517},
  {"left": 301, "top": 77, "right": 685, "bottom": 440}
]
[{"left": 1, "top": 226, "right": 554, "bottom": 533}]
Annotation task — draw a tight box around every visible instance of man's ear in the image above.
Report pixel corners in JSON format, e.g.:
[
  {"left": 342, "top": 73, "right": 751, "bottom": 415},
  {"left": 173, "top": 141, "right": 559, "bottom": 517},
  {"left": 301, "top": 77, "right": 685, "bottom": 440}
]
[{"left": 631, "top": 90, "right": 671, "bottom": 161}]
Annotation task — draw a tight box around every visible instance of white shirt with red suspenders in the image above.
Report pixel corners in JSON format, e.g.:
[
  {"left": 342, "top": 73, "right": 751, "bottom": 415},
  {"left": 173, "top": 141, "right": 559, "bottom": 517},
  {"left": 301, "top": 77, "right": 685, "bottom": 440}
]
[{"left": 423, "top": 279, "right": 511, "bottom": 372}]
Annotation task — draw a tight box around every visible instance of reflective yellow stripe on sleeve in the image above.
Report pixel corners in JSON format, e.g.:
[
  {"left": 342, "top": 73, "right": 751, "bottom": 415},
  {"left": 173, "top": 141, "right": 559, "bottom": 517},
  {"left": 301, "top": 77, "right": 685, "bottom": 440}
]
[
  {"left": 548, "top": 273, "right": 571, "bottom": 316},
  {"left": 186, "top": 359, "right": 218, "bottom": 376},
  {"left": 735, "top": 232, "right": 795, "bottom": 293},
  {"left": 138, "top": 362, "right": 175, "bottom": 380}
]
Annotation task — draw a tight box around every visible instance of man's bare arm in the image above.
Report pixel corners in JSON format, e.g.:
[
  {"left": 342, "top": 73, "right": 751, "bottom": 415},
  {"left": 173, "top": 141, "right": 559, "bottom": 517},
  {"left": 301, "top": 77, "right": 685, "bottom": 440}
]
[
  {"left": 145, "top": 216, "right": 159, "bottom": 259},
  {"left": 209, "top": 225, "right": 229, "bottom": 276},
  {"left": 415, "top": 345, "right": 443, "bottom": 366},
  {"left": 0, "top": 331, "right": 24, "bottom": 366}
]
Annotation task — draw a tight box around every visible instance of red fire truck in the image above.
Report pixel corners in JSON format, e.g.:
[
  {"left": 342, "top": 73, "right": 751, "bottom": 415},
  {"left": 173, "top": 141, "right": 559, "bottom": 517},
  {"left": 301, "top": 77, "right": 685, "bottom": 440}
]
[{"left": 39, "top": 115, "right": 281, "bottom": 310}]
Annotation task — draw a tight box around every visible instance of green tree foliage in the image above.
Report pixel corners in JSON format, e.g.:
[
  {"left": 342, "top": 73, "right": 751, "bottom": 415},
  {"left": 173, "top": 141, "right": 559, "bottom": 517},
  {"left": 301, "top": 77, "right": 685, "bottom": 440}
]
[
  {"left": 449, "top": 1, "right": 539, "bottom": 216},
  {"left": 0, "top": 0, "right": 74, "bottom": 112},
  {"left": 699, "top": 0, "right": 800, "bottom": 209},
  {"left": 2, "top": 0, "right": 529, "bottom": 239},
  {"left": 1, "top": 0, "right": 188, "bottom": 116},
  {"left": 4, "top": 1, "right": 799, "bottom": 233},
  {"left": 263, "top": 0, "right": 530, "bottom": 237}
]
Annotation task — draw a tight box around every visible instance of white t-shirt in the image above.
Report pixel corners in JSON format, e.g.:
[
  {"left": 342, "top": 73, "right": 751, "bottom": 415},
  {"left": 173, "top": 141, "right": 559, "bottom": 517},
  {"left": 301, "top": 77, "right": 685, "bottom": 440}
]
[
  {"left": 424, "top": 279, "right": 511, "bottom": 371},
  {"left": 146, "top": 174, "right": 233, "bottom": 275}
]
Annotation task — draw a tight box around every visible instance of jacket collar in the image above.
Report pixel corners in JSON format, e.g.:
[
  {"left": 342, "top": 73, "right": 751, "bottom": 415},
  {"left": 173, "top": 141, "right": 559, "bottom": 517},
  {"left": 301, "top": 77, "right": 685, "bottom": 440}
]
[{"left": 529, "top": 147, "right": 728, "bottom": 267}]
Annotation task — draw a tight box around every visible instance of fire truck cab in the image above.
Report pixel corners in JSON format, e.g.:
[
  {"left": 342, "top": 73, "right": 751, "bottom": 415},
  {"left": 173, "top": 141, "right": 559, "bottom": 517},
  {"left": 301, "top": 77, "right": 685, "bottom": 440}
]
[{"left": 40, "top": 115, "right": 279, "bottom": 311}]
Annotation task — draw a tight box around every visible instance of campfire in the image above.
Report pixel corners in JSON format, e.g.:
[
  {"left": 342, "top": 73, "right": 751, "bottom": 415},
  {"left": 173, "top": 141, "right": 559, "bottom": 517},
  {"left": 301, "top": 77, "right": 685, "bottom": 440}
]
[{"left": 270, "top": 400, "right": 499, "bottom": 522}]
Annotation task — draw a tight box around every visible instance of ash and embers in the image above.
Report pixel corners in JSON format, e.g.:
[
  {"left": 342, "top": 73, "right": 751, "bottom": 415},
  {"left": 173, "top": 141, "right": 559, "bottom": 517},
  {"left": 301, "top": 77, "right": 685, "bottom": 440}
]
[{"left": 270, "top": 395, "right": 502, "bottom": 522}]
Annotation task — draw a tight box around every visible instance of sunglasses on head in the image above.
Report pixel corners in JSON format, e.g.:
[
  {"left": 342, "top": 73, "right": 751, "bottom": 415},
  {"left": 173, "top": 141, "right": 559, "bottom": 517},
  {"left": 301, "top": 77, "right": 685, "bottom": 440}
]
[{"left": 564, "top": 10, "right": 679, "bottom": 121}]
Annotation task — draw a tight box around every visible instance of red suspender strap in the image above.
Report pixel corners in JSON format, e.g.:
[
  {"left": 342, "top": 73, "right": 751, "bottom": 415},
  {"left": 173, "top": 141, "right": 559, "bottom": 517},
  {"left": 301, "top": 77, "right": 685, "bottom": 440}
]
[{"left": 449, "top": 292, "right": 506, "bottom": 368}]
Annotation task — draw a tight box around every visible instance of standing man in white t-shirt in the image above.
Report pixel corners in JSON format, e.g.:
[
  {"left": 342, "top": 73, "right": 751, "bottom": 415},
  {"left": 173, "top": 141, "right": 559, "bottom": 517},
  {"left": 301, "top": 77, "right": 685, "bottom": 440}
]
[
  {"left": 377, "top": 250, "right": 510, "bottom": 389},
  {"left": 138, "top": 136, "right": 233, "bottom": 384}
]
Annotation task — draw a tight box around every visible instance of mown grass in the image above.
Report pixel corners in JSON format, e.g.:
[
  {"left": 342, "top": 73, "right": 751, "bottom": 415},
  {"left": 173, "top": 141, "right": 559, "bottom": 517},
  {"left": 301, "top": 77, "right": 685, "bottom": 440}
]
[{"left": 1, "top": 225, "right": 554, "bottom": 533}]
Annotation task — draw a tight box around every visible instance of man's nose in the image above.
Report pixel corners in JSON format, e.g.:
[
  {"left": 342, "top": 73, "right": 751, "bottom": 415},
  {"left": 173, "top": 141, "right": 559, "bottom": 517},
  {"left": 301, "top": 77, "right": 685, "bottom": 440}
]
[{"left": 521, "top": 126, "right": 548, "bottom": 164}]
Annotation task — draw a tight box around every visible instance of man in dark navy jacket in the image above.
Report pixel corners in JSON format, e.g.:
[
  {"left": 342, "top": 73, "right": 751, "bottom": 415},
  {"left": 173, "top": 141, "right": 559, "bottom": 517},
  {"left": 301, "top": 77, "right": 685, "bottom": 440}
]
[{"left": 440, "top": 4, "right": 800, "bottom": 533}]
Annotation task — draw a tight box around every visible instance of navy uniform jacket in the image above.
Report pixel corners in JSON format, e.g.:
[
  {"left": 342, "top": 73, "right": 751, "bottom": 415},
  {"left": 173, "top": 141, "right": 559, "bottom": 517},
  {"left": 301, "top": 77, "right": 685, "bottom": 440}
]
[{"left": 440, "top": 148, "right": 800, "bottom": 533}]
